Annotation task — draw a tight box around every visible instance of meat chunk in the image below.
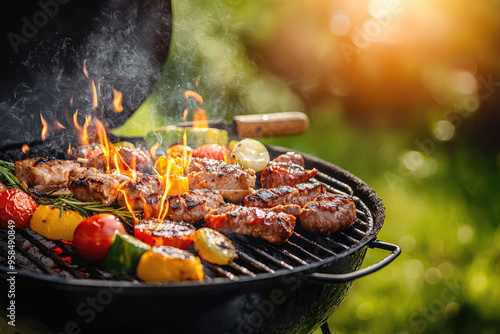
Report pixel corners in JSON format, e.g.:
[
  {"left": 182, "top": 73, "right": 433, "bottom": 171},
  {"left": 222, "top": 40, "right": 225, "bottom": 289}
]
[
  {"left": 272, "top": 152, "right": 305, "bottom": 167},
  {"left": 299, "top": 194, "right": 357, "bottom": 234},
  {"left": 260, "top": 161, "right": 317, "bottom": 188},
  {"left": 244, "top": 183, "right": 326, "bottom": 208},
  {"left": 68, "top": 167, "right": 129, "bottom": 206},
  {"left": 116, "top": 173, "right": 164, "bottom": 214},
  {"left": 188, "top": 160, "right": 256, "bottom": 202},
  {"left": 266, "top": 204, "right": 301, "bottom": 218},
  {"left": 83, "top": 146, "right": 153, "bottom": 173},
  {"left": 167, "top": 189, "right": 224, "bottom": 223},
  {"left": 204, "top": 204, "right": 295, "bottom": 244},
  {"left": 15, "top": 158, "right": 80, "bottom": 192},
  {"left": 189, "top": 157, "right": 222, "bottom": 173}
]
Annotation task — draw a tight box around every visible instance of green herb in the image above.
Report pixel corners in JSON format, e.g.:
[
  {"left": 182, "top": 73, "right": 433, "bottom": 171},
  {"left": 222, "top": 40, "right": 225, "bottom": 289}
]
[{"left": 0, "top": 160, "right": 23, "bottom": 190}]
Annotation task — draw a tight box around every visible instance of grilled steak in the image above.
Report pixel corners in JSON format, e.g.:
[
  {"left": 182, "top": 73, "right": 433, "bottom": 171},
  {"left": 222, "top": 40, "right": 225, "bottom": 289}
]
[
  {"left": 83, "top": 146, "right": 153, "bottom": 173},
  {"left": 244, "top": 183, "right": 326, "bottom": 208},
  {"left": 299, "top": 194, "right": 357, "bottom": 234},
  {"left": 68, "top": 167, "right": 129, "bottom": 206},
  {"left": 15, "top": 158, "right": 80, "bottom": 192},
  {"left": 188, "top": 160, "right": 256, "bottom": 203},
  {"left": 167, "top": 189, "right": 224, "bottom": 223},
  {"left": 260, "top": 161, "right": 317, "bottom": 188},
  {"left": 272, "top": 152, "right": 305, "bottom": 167},
  {"left": 204, "top": 204, "right": 296, "bottom": 244}
]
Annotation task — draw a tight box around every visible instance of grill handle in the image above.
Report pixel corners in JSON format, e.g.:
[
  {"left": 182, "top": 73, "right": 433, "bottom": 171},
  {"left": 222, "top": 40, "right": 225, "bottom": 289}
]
[{"left": 307, "top": 240, "right": 401, "bottom": 283}]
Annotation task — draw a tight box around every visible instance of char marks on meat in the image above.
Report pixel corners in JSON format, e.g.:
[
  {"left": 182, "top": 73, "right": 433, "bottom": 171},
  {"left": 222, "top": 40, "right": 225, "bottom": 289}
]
[
  {"left": 15, "top": 158, "right": 80, "bottom": 192},
  {"left": 116, "top": 173, "right": 164, "bottom": 214},
  {"left": 188, "top": 159, "right": 256, "bottom": 203},
  {"left": 68, "top": 167, "right": 129, "bottom": 206},
  {"left": 299, "top": 194, "right": 357, "bottom": 234},
  {"left": 204, "top": 204, "right": 295, "bottom": 244},
  {"left": 272, "top": 152, "right": 305, "bottom": 167},
  {"left": 244, "top": 182, "right": 326, "bottom": 208},
  {"left": 260, "top": 161, "right": 317, "bottom": 188},
  {"left": 83, "top": 146, "right": 153, "bottom": 173},
  {"left": 167, "top": 189, "right": 224, "bottom": 223}
]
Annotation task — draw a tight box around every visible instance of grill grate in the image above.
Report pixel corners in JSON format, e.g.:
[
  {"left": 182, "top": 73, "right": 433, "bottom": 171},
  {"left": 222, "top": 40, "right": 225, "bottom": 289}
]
[{"left": 0, "top": 170, "right": 374, "bottom": 283}]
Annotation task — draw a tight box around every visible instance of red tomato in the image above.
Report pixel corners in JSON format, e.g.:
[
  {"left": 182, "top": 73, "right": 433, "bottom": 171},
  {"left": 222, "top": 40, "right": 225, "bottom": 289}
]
[
  {"left": 0, "top": 189, "right": 38, "bottom": 231},
  {"left": 73, "top": 213, "right": 126, "bottom": 263},
  {"left": 134, "top": 220, "right": 195, "bottom": 250},
  {"left": 192, "top": 144, "right": 231, "bottom": 163}
]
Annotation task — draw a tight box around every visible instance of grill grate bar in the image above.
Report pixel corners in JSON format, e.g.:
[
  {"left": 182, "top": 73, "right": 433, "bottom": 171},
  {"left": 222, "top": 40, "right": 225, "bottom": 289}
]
[
  {"left": 292, "top": 232, "right": 337, "bottom": 256},
  {"left": 312, "top": 172, "right": 353, "bottom": 196},
  {"left": 338, "top": 232, "right": 359, "bottom": 244},
  {"left": 266, "top": 245, "right": 308, "bottom": 265},
  {"left": 236, "top": 251, "right": 275, "bottom": 274},
  {"left": 205, "top": 262, "right": 236, "bottom": 280},
  {"left": 286, "top": 241, "right": 322, "bottom": 262},
  {"left": 242, "top": 244, "right": 294, "bottom": 270},
  {"left": 19, "top": 231, "right": 84, "bottom": 279},
  {"left": 229, "top": 260, "right": 257, "bottom": 277},
  {"left": 53, "top": 241, "right": 109, "bottom": 280},
  {"left": 14, "top": 241, "right": 55, "bottom": 275}
]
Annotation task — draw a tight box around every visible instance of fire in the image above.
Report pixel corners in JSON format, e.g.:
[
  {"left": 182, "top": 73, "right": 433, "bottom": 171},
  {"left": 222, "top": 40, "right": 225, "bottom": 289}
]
[
  {"left": 150, "top": 143, "right": 160, "bottom": 161},
  {"left": 193, "top": 108, "right": 209, "bottom": 128},
  {"left": 83, "top": 59, "right": 89, "bottom": 78},
  {"left": 22, "top": 144, "right": 29, "bottom": 154},
  {"left": 54, "top": 120, "right": 66, "bottom": 129},
  {"left": 40, "top": 114, "right": 48, "bottom": 140},
  {"left": 113, "top": 89, "right": 123, "bottom": 112},
  {"left": 67, "top": 143, "right": 72, "bottom": 155},
  {"left": 118, "top": 184, "right": 138, "bottom": 224},
  {"left": 95, "top": 119, "right": 112, "bottom": 174},
  {"left": 91, "top": 80, "right": 98, "bottom": 109},
  {"left": 184, "top": 90, "right": 203, "bottom": 104},
  {"left": 73, "top": 110, "right": 91, "bottom": 147}
]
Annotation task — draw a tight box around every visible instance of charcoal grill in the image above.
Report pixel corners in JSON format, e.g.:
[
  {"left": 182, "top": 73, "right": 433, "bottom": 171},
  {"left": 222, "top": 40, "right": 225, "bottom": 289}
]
[{"left": 0, "top": 1, "right": 400, "bottom": 333}]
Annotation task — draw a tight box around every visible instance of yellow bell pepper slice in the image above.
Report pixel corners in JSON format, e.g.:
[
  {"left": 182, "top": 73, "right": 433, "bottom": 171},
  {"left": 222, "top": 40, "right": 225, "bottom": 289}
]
[{"left": 30, "top": 205, "right": 85, "bottom": 242}]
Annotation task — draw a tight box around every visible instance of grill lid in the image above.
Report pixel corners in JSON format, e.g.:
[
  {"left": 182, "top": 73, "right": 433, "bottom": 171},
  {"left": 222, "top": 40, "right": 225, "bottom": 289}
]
[{"left": 0, "top": 0, "right": 172, "bottom": 148}]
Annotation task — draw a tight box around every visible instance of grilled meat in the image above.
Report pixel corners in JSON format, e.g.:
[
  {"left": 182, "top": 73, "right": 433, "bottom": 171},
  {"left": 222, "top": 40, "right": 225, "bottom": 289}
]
[
  {"left": 68, "top": 167, "right": 129, "bottom": 206},
  {"left": 83, "top": 146, "right": 153, "bottom": 173},
  {"left": 244, "top": 183, "right": 326, "bottom": 208},
  {"left": 134, "top": 220, "right": 196, "bottom": 249},
  {"left": 167, "top": 189, "right": 224, "bottom": 223},
  {"left": 272, "top": 152, "right": 305, "bottom": 167},
  {"left": 188, "top": 160, "right": 256, "bottom": 203},
  {"left": 299, "top": 194, "right": 357, "bottom": 234},
  {"left": 260, "top": 161, "right": 317, "bottom": 188},
  {"left": 189, "top": 157, "right": 222, "bottom": 173},
  {"left": 116, "top": 173, "right": 164, "bottom": 214},
  {"left": 204, "top": 204, "right": 295, "bottom": 244},
  {"left": 15, "top": 158, "right": 80, "bottom": 192},
  {"left": 266, "top": 204, "right": 301, "bottom": 217}
]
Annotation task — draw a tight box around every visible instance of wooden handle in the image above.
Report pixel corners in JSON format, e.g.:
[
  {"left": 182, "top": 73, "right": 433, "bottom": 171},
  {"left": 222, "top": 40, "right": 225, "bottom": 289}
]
[{"left": 233, "top": 112, "right": 309, "bottom": 139}]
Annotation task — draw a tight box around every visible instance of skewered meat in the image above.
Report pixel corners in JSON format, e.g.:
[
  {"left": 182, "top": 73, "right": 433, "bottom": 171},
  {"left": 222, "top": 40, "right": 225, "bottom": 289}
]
[
  {"left": 83, "top": 146, "right": 153, "bottom": 173},
  {"left": 116, "top": 173, "right": 164, "bottom": 213},
  {"left": 204, "top": 204, "right": 295, "bottom": 244},
  {"left": 272, "top": 152, "right": 305, "bottom": 167},
  {"left": 188, "top": 159, "right": 256, "bottom": 202},
  {"left": 134, "top": 220, "right": 196, "bottom": 249},
  {"left": 189, "top": 157, "right": 222, "bottom": 173},
  {"left": 266, "top": 204, "right": 301, "bottom": 217},
  {"left": 15, "top": 158, "right": 80, "bottom": 192},
  {"left": 299, "top": 194, "right": 357, "bottom": 234},
  {"left": 260, "top": 161, "right": 317, "bottom": 188},
  {"left": 244, "top": 183, "right": 326, "bottom": 208},
  {"left": 68, "top": 167, "right": 129, "bottom": 206},
  {"left": 167, "top": 189, "right": 224, "bottom": 223}
]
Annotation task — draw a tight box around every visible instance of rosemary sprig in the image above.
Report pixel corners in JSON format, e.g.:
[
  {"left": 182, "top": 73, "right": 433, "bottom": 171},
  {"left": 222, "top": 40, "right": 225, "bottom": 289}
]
[
  {"left": 0, "top": 160, "right": 23, "bottom": 190},
  {"left": 37, "top": 194, "right": 140, "bottom": 226}
]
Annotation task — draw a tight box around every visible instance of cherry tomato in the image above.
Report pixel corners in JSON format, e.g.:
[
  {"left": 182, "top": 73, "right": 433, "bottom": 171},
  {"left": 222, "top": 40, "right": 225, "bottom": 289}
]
[
  {"left": 73, "top": 213, "right": 126, "bottom": 263},
  {"left": 192, "top": 144, "right": 231, "bottom": 163},
  {"left": 0, "top": 189, "right": 38, "bottom": 231}
]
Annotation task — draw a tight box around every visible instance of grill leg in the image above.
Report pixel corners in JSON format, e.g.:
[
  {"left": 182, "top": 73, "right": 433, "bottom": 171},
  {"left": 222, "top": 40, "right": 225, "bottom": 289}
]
[{"left": 321, "top": 322, "right": 333, "bottom": 334}]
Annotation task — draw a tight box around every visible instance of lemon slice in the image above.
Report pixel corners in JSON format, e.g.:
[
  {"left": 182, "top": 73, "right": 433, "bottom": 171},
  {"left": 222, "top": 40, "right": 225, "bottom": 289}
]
[{"left": 231, "top": 138, "right": 270, "bottom": 172}]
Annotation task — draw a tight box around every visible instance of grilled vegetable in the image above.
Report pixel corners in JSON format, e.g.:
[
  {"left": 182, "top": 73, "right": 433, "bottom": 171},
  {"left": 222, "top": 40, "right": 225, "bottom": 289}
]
[
  {"left": 105, "top": 233, "right": 150, "bottom": 275},
  {"left": 193, "top": 227, "right": 237, "bottom": 265},
  {"left": 145, "top": 126, "right": 228, "bottom": 150},
  {"left": 30, "top": 205, "right": 85, "bottom": 241},
  {"left": 0, "top": 189, "right": 38, "bottom": 231},
  {"left": 231, "top": 138, "right": 270, "bottom": 172},
  {"left": 154, "top": 156, "right": 184, "bottom": 176},
  {"left": 192, "top": 144, "right": 231, "bottom": 163},
  {"left": 134, "top": 220, "right": 196, "bottom": 249},
  {"left": 166, "top": 144, "right": 193, "bottom": 158},
  {"left": 136, "top": 246, "right": 204, "bottom": 282},
  {"left": 73, "top": 213, "right": 126, "bottom": 263}
]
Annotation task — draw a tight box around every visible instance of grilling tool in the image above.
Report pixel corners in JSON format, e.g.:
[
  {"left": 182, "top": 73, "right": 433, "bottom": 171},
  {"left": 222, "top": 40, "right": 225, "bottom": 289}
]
[{"left": 177, "top": 111, "right": 309, "bottom": 139}]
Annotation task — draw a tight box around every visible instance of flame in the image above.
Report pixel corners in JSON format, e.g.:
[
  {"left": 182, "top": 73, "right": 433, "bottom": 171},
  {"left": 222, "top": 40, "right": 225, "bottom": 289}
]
[
  {"left": 150, "top": 143, "right": 160, "bottom": 161},
  {"left": 73, "top": 110, "right": 91, "bottom": 147},
  {"left": 118, "top": 182, "right": 138, "bottom": 224},
  {"left": 95, "top": 119, "right": 112, "bottom": 174},
  {"left": 193, "top": 108, "right": 209, "bottom": 128},
  {"left": 91, "top": 80, "right": 98, "bottom": 109},
  {"left": 184, "top": 90, "right": 203, "bottom": 104},
  {"left": 67, "top": 143, "right": 72, "bottom": 155},
  {"left": 22, "top": 144, "right": 29, "bottom": 154},
  {"left": 54, "top": 120, "right": 66, "bottom": 129},
  {"left": 83, "top": 59, "right": 89, "bottom": 78},
  {"left": 40, "top": 114, "right": 48, "bottom": 140},
  {"left": 113, "top": 89, "right": 123, "bottom": 112}
]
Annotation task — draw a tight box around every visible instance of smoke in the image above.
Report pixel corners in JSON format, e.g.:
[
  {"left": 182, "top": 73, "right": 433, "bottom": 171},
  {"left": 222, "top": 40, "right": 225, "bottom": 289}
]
[{"left": 0, "top": 0, "right": 171, "bottom": 153}]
